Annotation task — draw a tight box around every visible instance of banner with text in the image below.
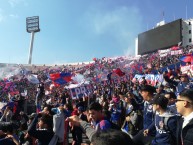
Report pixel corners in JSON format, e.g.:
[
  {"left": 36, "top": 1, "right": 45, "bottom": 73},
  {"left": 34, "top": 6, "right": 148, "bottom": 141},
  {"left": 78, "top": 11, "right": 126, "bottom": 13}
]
[
  {"left": 181, "top": 65, "right": 193, "bottom": 74},
  {"left": 132, "top": 74, "right": 163, "bottom": 86},
  {"left": 171, "top": 49, "right": 183, "bottom": 55},
  {"left": 158, "top": 49, "right": 171, "bottom": 58},
  {"left": 69, "top": 85, "right": 92, "bottom": 100}
]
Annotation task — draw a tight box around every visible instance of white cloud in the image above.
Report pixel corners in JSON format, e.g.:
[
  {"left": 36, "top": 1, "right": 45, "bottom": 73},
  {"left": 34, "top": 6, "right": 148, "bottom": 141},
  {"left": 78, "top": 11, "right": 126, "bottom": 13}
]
[
  {"left": 8, "top": 0, "right": 28, "bottom": 7},
  {"left": 82, "top": 5, "right": 143, "bottom": 56},
  {"left": 9, "top": 14, "right": 19, "bottom": 18},
  {"left": 0, "top": 8, "right": 19, "bottom": 23}
]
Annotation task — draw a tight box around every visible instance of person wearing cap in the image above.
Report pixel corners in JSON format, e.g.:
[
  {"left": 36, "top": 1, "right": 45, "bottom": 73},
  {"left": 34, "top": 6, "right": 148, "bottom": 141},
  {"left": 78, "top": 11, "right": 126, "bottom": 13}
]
[
  {"left": 143, "top": 94, "right": 177, "bottom": 145},
  {"left": 177, "top": 74, "right": 190, "bottom": 94},
  {"left": 175, "top": 89, "right": 193, "bottom": 145},
  {"left": 164, "top": 73, "right": 191, "bottom": 95},
  {"left": 133, "top": 85, "right": 156, "bottom": 145},
  {"left": 163, "top": 83, "right": 174, "bottom": 93}
]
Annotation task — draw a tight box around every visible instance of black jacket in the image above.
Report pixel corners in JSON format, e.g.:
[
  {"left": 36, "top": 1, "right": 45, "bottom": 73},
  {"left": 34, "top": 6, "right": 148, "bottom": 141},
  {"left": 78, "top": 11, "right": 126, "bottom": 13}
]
[
  {"left": 28, "top": 115, "right": 54, "bottom": 145},
  {"left": 0, "top": 138, "right": 16, "bottom": 145},
  {"left": 177, "top": 117, "right": 193, "bottom": 145}
]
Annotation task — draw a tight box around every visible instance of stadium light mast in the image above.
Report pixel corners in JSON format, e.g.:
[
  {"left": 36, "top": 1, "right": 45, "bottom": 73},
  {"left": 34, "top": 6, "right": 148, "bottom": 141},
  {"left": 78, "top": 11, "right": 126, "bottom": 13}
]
[{"left": 26, "top": 16, "right": 40, "bottom": 64}]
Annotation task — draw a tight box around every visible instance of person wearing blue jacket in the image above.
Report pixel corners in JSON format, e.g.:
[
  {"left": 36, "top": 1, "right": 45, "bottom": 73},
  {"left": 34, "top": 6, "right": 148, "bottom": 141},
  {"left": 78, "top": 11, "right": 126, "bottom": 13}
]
[
  {"left": 133, "top": 85, "right": 156, "bottom": 145},
  {"left": 144, "top": 94, "right": 177, "bottom": 145}
]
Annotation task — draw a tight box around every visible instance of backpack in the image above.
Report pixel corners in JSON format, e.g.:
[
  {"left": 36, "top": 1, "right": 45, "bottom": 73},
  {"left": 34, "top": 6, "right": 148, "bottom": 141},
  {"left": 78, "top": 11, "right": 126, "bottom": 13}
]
[
  {"left": 163, "top": 117, "right": 170, "bottom": 131},
  {"left": 162, "top": 116, "right": 177, "bottom": 145},
  {"left": 134, "top": 109, "right": 143, "bottom": 131},
  {"left": 122, "top": 110, "right": 143, "bottom": 135}
]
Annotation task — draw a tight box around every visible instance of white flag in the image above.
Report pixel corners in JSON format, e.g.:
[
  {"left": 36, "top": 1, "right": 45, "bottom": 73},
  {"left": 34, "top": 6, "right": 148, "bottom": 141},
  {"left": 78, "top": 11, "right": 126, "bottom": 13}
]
[{"left": 27, "top": 74, "right": 39, "bottom": 84}]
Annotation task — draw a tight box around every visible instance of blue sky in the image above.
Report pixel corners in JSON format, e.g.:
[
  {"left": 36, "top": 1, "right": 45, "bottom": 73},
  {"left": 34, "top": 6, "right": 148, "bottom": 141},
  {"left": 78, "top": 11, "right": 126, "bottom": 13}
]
[{"left": 0, "top": 0, "right": 192, "bottom": 65}]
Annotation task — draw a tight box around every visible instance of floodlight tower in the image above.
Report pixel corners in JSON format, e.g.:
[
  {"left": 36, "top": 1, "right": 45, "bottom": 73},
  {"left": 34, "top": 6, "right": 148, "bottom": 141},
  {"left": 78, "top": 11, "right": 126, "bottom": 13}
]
[{"left": 26, "top": 16, "right": 40, "bottom": 64}]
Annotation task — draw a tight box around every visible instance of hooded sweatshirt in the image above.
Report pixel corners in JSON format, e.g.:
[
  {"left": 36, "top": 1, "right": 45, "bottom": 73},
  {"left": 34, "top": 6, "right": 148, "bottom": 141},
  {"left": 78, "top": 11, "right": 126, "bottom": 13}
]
[{"left": 148, "top": 110, "right": 177, "bottom": 145}]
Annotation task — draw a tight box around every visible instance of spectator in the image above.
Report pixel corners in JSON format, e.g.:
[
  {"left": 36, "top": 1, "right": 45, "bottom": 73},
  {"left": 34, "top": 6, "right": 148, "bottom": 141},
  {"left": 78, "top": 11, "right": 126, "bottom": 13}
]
[
  {"left": 18, "top": 121, "right": 29, "bottom": 145},
  {"left": 176, "top": 74, "right": 190, "bottom": 94},
  {"left": 67, "top": 116, "right": 134, "bottom": 145},
  {"left": 0, "top": 123, "right": 19, "bottom": 145},
  {"left": 155, "top": 84, "right": 165, "bottom": 95},
  {"left": 121, "top": 94, "right": 140, "bottom": 138},
  {"left": 27, "top": 114, "right": 54, "bottom": 145},
  {"left": 133, "top": 85, "right": 156, "bottom": 145},
  {"left": 165, "top": 92, "right": 177, "bottom": 114},
  {"left": 0, "top": 106, "right": 13, "bottom": 122},
  {"left": 71, "top": 106, "right": 87, "bottom": 145},
  {"left": 100, "top": 95, "right": 109, "bottom": 111},
  {"left": 108, "top": 101, "right": 121, "bottom": 126},
  {"left": 176, "top": 89, "right": 193, "bottom": 145},
  {"left": 63, "top": 104, "right": 72, "bottom": 117},
  {"left": 60, "top": 90, "right": 69, "bottom": 105},
  {"left": 91, "top": 129, "right": 134, "bottom": 145},
  {"left": 19, "top": 111, "right": 29, "bottom": 124},
  {"left": 144, "top": 94, "right": 177, "bottom": 145},
  {"left": 88, "top": 102, "right": 112, "bottom": 131},
  {"left": 165, "top": 73, "right": 191, "bottom": 95},
  {"left": 78, "top": 106, "right": 87, "bottom": 122},
  {"left": 41, "top": 105, "right": 53, "bottom": 116}
]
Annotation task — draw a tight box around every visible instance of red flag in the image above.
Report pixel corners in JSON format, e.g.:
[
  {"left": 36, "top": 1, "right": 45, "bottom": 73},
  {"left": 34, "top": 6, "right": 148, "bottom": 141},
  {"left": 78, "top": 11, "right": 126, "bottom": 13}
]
[
  {"left": 113, "top": 68, "right": 125, "bottom": 77},
  {"left": 50, "top": 72, "right": 72, "bottom": 85},
  {"left": 171, "top": 46, "right": 179, "bottom": 50},
  {"left": 180, "top": 55, "right": 193, "bottom": 63}
]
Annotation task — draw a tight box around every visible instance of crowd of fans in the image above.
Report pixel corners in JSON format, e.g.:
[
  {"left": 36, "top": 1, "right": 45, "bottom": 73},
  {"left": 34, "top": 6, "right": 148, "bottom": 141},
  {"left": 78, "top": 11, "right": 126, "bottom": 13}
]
[{"left": 0, "top": 44, "right": 193, "bottom": 145}]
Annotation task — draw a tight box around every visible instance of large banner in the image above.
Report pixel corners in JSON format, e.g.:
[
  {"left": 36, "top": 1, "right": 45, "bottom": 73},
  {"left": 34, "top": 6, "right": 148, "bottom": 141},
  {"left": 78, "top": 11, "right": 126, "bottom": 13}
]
[
  {"left": 158, "top": 48, "right": 183, "bottom": 57},
  {"left": 181, "top": 65, "right": 193, "bottom": 74},
  {"left": 132, "top": 74, "right": 163, "bottom": 86},
  {"left": 69, "top": 85, "right": 92, "bottom": 100},
  {"left": 158, "top": 49, "right": 170, "bottom": 57},
  {"left": 171, "top": 49, "right": 183, "bottom": 55}
]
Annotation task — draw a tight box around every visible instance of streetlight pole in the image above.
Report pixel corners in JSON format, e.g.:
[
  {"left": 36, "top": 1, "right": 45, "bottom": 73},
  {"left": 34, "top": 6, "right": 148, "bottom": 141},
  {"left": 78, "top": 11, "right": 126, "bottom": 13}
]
[
  {"left": 28, "top": 31, "right": 35, "bottom": 64},
  {"left": 26, "top": 16, "right": 40, "bottom": 64}
]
